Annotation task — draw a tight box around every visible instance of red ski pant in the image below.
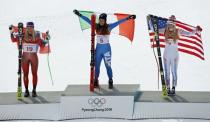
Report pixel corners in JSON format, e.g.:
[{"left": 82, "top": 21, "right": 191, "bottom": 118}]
[{"left": 22, "top": 52, "right": 38, "bottom": 90}]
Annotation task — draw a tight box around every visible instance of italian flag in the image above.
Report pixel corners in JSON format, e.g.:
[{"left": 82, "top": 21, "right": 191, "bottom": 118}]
[{"left": 77, "top": 10, "right": 135, "bottom": 42}]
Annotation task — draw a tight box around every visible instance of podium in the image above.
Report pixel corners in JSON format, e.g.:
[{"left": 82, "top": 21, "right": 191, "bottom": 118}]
[
  {"left": 1, "top": 84, "right": 210, "bottom": 121},
  {"left": 59, "top": 84, "right": 139, "bottom": 119}
]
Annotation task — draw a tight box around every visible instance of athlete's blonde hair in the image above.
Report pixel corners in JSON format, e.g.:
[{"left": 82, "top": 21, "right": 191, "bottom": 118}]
[
  {"left": 24, "top": 28, "right": 36, "bottom": 42},
  {"left": 164, "top": 23, "right": 179, "bottom": 42}
]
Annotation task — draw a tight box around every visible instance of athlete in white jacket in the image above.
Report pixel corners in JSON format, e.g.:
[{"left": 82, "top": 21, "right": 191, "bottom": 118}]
[{"left": 161, "top": 15, "right": 202, "bottom": 95}]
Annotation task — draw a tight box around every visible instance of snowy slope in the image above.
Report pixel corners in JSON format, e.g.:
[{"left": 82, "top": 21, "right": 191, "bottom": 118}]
[{"left": 0, "top": 0, "right": 210, "bottom": 92}]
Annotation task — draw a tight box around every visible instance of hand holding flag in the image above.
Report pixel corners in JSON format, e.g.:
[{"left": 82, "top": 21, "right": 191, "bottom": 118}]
[
  {"left": 73, "top": 9, "right": 82, "bottom": 17},
  {"left": 127, "top": 15, "right": 136, "bottom": 20},
  {"left": 196, "top": 25, "right": 202, "bottom": 32}
]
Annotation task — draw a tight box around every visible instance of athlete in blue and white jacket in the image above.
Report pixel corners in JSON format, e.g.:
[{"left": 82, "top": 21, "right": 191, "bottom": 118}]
[{"left": 74, "top": 9, "right": 136, "bottom": 89}]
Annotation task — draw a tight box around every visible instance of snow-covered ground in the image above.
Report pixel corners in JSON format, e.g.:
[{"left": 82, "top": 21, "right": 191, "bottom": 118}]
[{"left": 0, "top": 0, "right": 209, "bottom": 93}]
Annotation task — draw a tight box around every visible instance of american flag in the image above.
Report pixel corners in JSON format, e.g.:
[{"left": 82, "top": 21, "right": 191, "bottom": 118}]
[{"left": 147, "top": 15, "right": 204, "bottom": 60}]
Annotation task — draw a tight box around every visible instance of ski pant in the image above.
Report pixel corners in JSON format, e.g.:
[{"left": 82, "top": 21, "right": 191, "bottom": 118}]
[
  {"left": 163, "top": 42, "right": 179, "bottom": 88},
  {"left": 95, "top": 43, "right": 113, "bottom": 80},
  {"left": 22, "top": 52, "right": 38, "bottom": 90}
]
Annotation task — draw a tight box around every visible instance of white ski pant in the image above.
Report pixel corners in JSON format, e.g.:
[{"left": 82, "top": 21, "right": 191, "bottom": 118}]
[{"left": 163, "top": 40, "right": 179, "bottom": 88}]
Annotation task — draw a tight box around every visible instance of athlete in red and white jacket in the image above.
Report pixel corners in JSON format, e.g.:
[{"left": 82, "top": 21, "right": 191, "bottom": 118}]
[{"left": 10, "top": 22, "right": 49, "bottom": 97}]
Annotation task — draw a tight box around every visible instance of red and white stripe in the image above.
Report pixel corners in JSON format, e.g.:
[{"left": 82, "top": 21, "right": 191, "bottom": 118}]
[{"left": 149, "top": 21, "right": 204, "bottom": 60}]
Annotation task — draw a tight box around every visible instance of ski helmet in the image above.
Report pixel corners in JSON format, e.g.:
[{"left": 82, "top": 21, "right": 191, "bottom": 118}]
[
  {"left": 99, "top": 13, "right": 107, "bottom": 21},
  {"left": 169, "top": 15, "right": 176, "bottom": 21},
  {"left": 167, "top": 15, "right": 176, "bottom": 26},
  {"left": 26, "top": 22, "right": 34, "bottom": 28}
]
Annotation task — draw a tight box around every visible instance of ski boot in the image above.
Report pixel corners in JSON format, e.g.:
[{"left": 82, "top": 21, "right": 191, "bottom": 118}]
[
  {"left": 32, "top": 89, "right": 37, "bottom": 97},
  {"left": 94, "top": 79, "right": 99, "bottom": 88},
  {"left": 108, "top": 79, "right": 113, "bottom": 89},
  {"left": 167, "top": 87, "right": 171, "bottom": 95},
  {"left": 171, "top": 86, "right": 176, "bottom": 95},
  {"left": 24, "top": 89, "right": 30, "bottom": 97}
]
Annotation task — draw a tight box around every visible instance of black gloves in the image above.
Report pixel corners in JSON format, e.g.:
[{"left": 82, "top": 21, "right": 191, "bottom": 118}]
[
  {"left": 9, "top": 25, "right": 14, "bottom": 37},
  {"left": 46, "top": 30, "right": 50, "bottom": 40},
  {"left": 73, "top": 9, "right": 82, "bottom": 17},
  {"left": 9, "top": 25, "right": 13, "bottom": 30},
  {"left": 127, "top": 15, "right": 136, "bottom": 20},
  {"left": 196, "top": 25, "right": 202, "bottom": 32}
]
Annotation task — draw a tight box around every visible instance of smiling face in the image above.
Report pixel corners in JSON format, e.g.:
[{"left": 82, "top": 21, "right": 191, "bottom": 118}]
[
  {"left": 168, "top": 24, "right": 176, "bottom": 32},
  {"left": 27, "top": 26, "right": 34, "bottom": 34},
  {"left": 99, "top": 19, "right": 106, "bottom": 26}
]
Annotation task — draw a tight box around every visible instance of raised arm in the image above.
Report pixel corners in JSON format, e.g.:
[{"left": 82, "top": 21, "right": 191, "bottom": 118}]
[
  {"left": 179, "top": 29, "right": 195, "bottom": 36},
  {"left": 108, "top": 15, "right": 136, "bottom": 31},
  {"left": 108, "top": 18, "right": 127, "bottom": 31},
  {"left": 179, "top": 26, "right": 202, "bottom": 36},
  {"left": 10, "top": 33, "right": 19, "bottom": 42},
  {"left": 35, "top": 31, "right": 50, "bottom": 48},
  {"left": 80, "top": 15, "right": 91, "bottom": 25},
  {"left": 73, "top": 9, "right": 91, "bottom": 25},
  {"left": 9, "top": 25, "right": 18, "bottom": 42}
]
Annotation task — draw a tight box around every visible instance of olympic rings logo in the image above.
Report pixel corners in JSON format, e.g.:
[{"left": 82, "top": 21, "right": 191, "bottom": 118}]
[{"left": 88, "top": 98, "right": 106, "bottom": 107}]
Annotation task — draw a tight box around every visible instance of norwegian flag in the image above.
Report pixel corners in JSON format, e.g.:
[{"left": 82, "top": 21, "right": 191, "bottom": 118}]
[
  {"left": 12, "top": 26, "right": 51, "bottom": 54},
  {"left": 147, "top": 15, "right": 204, "bottom": 60}
]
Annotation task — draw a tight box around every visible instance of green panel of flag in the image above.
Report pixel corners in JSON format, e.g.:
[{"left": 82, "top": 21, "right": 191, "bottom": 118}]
[{"left": 78, "top": 10, "right": 94, "bottom": 30}]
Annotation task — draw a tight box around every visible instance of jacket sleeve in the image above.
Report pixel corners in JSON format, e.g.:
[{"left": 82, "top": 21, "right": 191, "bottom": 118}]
[
  {"left": 10, "top": 33, "right": 18, "bottom": 42},
  {"left": 35, "top": 32, "right": 45, "bottom": 48},
  {"left": 80, "top": 15, "right": 91, "bottom": 25},
  {"left": 179, "top": 28, "right": 196, "bottom": 36},
  {"left": 108, "top": 17, "right": 128, "bottom": 31}
]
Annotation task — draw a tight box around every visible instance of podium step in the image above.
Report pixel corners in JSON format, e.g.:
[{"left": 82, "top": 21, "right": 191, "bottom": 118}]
[
  {"left": 0, "top": 91, "right": 62, "bottom": 105},
  {"left": 63, "top": 84, "right": 140, "bottom": 96},
  {"left": 135, "top": 91, "right": 210, "bottom": 103}
]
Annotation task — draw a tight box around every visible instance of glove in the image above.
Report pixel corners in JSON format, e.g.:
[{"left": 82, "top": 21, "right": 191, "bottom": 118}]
[
  {"left": 9, "top": 25, "right": 13, "bottom": 30},
  {"left": 46, "top": 30, "right": 50, "bottom": 41},
  {"left": 127, "top": 15, "right": 136, "bottom": 20},
  {"left": 196, "top": 25, "right": 202, "bottom": 32},
  {"left": 73, "top": 9, "right": 82, "bottom": 17},
  {"left": 9, "top": 25, "right": 14, "bottom": 34}
]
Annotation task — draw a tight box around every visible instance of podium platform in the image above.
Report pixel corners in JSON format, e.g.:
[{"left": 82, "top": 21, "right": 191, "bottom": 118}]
[
  {"left": 133, "top": 91, "right": 210, "bottom": 120},
  {"left": 63, "top": 84, "right": 140, "bottom": 96},
  {"left": 60, "top": 84, "right": 139, "bottom": 119},
  {"left": 0, "top": 84, "right": 210, "bottom": 121},
  {"left": 0, "top": 91, "right": 62, "bottom": 105},
  {"left": 135, "top": 91, "right": 210, "bottom": 103}
]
